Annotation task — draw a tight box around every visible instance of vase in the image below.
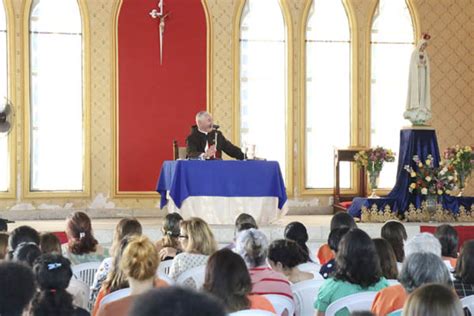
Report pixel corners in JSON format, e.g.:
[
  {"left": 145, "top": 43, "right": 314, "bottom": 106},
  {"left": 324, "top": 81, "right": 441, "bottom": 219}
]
[
  {"left": 457, "top": 171, "right": 468, "bottom": 197},
  {"left": 368, "top": 171, "right": 380, "bottom": 198},
  {"left": 425, "top": 194, "right": 437, "bottom": 213}
]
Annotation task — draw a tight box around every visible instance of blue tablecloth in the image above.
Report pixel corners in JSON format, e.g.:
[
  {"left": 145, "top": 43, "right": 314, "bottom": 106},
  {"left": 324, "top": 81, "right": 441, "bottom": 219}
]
[{"left": 156, "top": 160, "right": 287, "bottom": 209}]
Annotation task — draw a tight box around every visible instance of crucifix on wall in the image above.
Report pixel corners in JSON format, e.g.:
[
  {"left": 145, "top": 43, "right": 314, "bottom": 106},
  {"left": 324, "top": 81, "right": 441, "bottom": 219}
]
[{"left": 149, "top": 0, "right": 170, "bottom": 65}]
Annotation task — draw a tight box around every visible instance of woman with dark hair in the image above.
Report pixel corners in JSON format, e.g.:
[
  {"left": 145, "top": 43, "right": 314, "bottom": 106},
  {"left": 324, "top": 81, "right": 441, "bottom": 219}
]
[
  {"left": 267, "top": 239, "right": 314, "bottom": 283},
  {"left": 284, "top": 221, "right": 311, "bottom": 262},
  {"left": 454, "top": 240, "right": 474, "bottom": 298},
  {"left": 30, "top": 254, "right": 89, "bottom": 316},
  {"left": 203, "top": 248, "right": 275, "bottom": 313},
  {"left": 435, "top": 224, "right": 459, "bottom": 268},
  {"left": 314, "top": 229, "right": 389, "bottom": 316},
  {"left": 318, "top": 212, "right": 357, "bottom": 265},
  {"left": 319, "top": 227, "right": 350, "bottom": 279},
  {"left": 373, "top": 238, "right": 399, "bottom": 280},
  {"left": 0, "top": 261, "right": 36, "bottom": 316},
  {"left": 13, "top": 242, "right": 42, "bottom": 267},
  {"left": 381, "top": 221, "right": 407, "bottom": 264},
  {"left": 40, "top": 233, "right": 62, "bottom": 254},
  {"left": 62, "top": 212, "right": 109, "bottom": 265},
  {"left": 155, "top": 213, "right": 183, "bottom": 260}
]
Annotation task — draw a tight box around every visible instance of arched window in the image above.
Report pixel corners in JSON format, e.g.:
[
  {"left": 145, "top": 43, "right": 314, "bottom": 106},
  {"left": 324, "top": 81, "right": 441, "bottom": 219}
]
[
  {"left": 304, "top": 0, "right": 351, "bottom": 190},
  {"left": 370, "top": 0, "right": 415, "bottom": 189},
  {"left": 28, "top": 0, "right": 85, "bottom": 192},
  {"left": 239, "top": 0, "right": 288, "bottom": 179},
  {"left": 0, "top": 0, "right": 9, "bottom": 192}
]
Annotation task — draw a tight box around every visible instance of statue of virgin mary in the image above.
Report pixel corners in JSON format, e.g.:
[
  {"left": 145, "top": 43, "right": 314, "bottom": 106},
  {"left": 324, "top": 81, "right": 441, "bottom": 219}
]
[{"left": 404, "top": 33, "right": 431, "bottom": 126}]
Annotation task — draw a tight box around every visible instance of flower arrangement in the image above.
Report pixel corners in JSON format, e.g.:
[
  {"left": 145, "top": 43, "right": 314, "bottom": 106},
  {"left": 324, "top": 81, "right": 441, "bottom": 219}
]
[
  {"left": 443, "top": 145, "right": 473, "bottom": 195},
  {"left": 404, "top": 154, "right": 457, "bottom": 196},
  {"left": 354, "top": 147, "right": 396, "bottom": 197}
]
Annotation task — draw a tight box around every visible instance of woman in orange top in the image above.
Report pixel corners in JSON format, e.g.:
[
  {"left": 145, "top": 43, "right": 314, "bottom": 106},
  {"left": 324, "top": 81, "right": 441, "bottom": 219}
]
[
  {"left": 203, "top": 248, "right": 276, "bottom": 314},
  {"left": 97, "top": 236, "right": 168, "bottom": 316}
]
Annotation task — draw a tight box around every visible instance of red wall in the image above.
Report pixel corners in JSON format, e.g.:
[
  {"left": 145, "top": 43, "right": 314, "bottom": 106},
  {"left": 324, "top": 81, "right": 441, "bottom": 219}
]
[{"left": 118, "top": 0, "right": 207, "bottom": 192}]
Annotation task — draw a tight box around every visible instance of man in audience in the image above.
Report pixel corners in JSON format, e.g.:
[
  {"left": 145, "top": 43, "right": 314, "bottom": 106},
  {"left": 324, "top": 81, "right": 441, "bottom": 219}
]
[
  {"left": 186, "top": 111, "right": 245, "bottom": 160},
  {"left": 0, "top": 261, "right": 36, "bottom": 316},
  {"left": 129, "top": 287, "right": 226, "bottom": 316}
]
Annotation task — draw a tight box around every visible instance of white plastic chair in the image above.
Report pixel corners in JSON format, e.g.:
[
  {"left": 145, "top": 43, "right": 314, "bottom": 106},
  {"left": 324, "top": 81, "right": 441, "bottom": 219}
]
[
  {"left": 157, "top": 260, "right": 173, "bottom": 275},
  {"left": 67, "top": 278, "right": 90, "bottom": 311},
  {"left": 176, "top": 265, "right": 206, "bottom": 289},
  {"left": 291, "top": 279, "right": 325, "bottom": 316},
  {"left": 263, "top": 294, "right": 295, "bottom": 316},
  {"left": 229, "top": 310, "right": 276, "bottom": 316},
  {"left": 297, "top": 262, "right": 323, "bottom": 280},
  {"left": 387, "top": 279, "right": 400, "bottom": 286},
  {"left": 100, "top": 288, "right": 131, "bottom": 308},
  {"left": 461, "top": 295, "right": 474, "bottom": 314},
  {"left": 325, "top": 292, "right": 378, "bottom": 316},
  {"left": 71, "top": 262, "right": 102, "bottom": 288},
  {"left": 157, "top": 272, "right": 175, "bottom": 285}
]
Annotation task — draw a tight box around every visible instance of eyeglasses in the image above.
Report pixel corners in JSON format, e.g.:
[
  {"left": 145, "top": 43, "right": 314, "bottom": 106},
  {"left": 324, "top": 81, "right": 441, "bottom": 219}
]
[{"left": 178, "top": 235, "right": 189, "bottom": 239}]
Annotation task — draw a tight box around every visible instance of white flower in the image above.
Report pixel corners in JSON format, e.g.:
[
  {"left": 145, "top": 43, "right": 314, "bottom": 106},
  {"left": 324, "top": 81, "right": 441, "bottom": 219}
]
[
  {"left": 421, "top": 188, "right": 428, "bottom": 195},
  {"left": 448, "top": 176, "right": 454, "bottom": 181},
  {"left": 425, "top": 176, "right": 432, "bottom": 182}
]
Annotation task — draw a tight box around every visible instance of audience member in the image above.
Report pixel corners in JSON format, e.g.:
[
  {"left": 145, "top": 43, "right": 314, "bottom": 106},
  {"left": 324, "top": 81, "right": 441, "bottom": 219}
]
[
  {"left": 155, "top": 213, "right": 183, "bottom": 260},
  {"left": 169, "top": 217, "right": 217, "bottom": 286},
  {"left": 284, "top": 221, "right": 311, "bottom": 262},
  {"left": 40, "top": 233, "right": 62, "bottom": 254},
  {"left": 319, "top": 227, "right": 350, "bottom": 279},
  {"left": 30, "top": 254, "right": 89, "bottom": 316},
  {"left": 318, "top": 212, "right": 357, "bottom": 265},
  {"left": 13, "top": 242, "right": 42, "bottom": 267},
  {"left": 0, "top": 218, "right": 9, "bottom": 232},
  {"left": 0, "top": 232, "right": 8, "bottom": 260},
  {"left": 268, "top": 239, "right": 314, "bottom": 283},
  {"left": 90, "top": 218, "right": 142, "bottom": 304},
  {"left": 235, "top": 228, "right": 293, "bottom": 300},
  {"left": 92, "top": 237, "right": 132, "bottom": 316},
  {"left": 381, "top": 221, "right": 407, "bottom": 263},
  {"left": 404, "top": 232, "right": 442, "bottom": 257},
  {"left": 203, "top": 248, "right": 275, "bottom": 313},
  {"left": 129, "top": 287, "right": 226, "bottom": 316},
  {"left": 97, "top": 236, "right": 167, "bottom": 316},
  {"left": 371, "top": 252, "right": 451, "bottom": 316},
  {"left": 314, "top": 229, "right": 388, "bottom": 316},
  {"left": 0, "top": 261, "right": 36, "bottom": 316},
  {"left": 402, "top": 283, "right": 464, "bottom": 316},
  {"left": 8, "top": 225, "right": 40, "bottom": 259},
  {"left": 454, "top": 240, "right": 474, "bottom": 298},
  {"left": 62, "top": 212, "right": 109, "bottom": 265},
  {"left": 226, "top": 213, "right": 258, "bottom": 250},
  {"left": 435, "top": 224, "right": 459, "bottom": 268},
  {"left": 373, "top": 238, "right": 399, "bottom": 280}
]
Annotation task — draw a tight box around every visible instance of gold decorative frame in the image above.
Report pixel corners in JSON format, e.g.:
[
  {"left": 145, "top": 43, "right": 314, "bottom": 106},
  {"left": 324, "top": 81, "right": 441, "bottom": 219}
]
[
  {"left": 0, "top": 0, "right": 16, "bottom": 199},
  {"left": 21, "top": 0, "right": 91, "bottom": 199},
  {"left": 298, "top": 0, "right": 359, "bottom": 196},
  {"left": 363, "top": 0, "right": 421, "bottom": 196},
  {"left": 232, "top": 0, "right": 294, "bottom": 196},
  {"left": 111, "top": 0, "right": 213, "bottom": 198}
]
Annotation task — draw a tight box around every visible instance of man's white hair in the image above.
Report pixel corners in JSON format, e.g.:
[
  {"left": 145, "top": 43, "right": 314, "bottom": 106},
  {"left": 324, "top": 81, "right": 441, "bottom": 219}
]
[
  {"left": 404, "top": 232, "right": 442, "bottom": 258},
  {"left": 195, "top": 111, "right": 210, "bottom": 123}
]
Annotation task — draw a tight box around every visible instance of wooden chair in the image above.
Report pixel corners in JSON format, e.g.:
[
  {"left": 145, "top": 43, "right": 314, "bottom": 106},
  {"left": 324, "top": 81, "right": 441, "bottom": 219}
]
[
  {"left": 333, "top": 147, "right": 368, "bottom": 213},
  {"left": 173, "top": 140, "right": 187, "bottom": 160}
]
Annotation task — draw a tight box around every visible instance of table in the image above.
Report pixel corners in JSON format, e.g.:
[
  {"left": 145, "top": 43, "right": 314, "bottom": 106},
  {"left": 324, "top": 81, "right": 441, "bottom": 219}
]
[{"left": 156, "top": 160, "right": 288, "bottom": 224}]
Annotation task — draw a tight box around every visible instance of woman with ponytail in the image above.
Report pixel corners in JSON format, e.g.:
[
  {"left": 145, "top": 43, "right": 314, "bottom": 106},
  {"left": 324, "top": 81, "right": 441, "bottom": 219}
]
[
  {"left": 62, "top": 212, "right": 109, "bottom": 265},
  {"left": 30, "top": 254, "right": 89, "bottom": 316},
  {"left": 155, "top": 213, "right": 183, "bottom": 261}
]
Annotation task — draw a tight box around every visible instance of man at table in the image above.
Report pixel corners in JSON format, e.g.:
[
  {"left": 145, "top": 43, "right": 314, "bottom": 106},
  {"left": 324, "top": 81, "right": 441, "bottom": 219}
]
[{"left": 186, "top": 111, "right": 245, "bottom": 160}]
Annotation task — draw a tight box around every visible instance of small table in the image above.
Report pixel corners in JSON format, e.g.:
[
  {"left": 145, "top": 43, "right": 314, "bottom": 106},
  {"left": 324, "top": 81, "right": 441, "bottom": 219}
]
[{"left": 156, "top": 160, "right": 288, "bottom": 224}]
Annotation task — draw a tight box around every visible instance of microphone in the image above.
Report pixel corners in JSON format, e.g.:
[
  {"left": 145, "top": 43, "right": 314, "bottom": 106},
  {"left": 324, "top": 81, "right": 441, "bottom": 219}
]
[{"left": 212, "top": 124, "right": 220, "bottom": 130}]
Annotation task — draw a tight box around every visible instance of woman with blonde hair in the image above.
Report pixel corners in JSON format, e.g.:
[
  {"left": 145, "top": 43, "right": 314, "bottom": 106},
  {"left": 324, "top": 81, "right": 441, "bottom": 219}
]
[
  {"left": 403, "top": 283, "right": 464, "bottom": 316},
  {"left": 62, "top": 211, "right": 109, "bottom": 265},
  {"left": 97, "top": 235, "right": 168, "bottom": 316},
  {"left": 169, "top": 217, "right": 217, "bottom": 286}
]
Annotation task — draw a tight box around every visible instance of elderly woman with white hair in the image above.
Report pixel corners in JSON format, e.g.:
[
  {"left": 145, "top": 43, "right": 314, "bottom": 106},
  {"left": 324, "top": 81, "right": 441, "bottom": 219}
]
[
  {"left": 403, "top": 232, "right": 442, "bottom": 257},
  {"left": 371, "top": 252, "right": 451, "bottom": 316},
  {"left": 235, "top": 229, "right": 293, "bottom": 300}
]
